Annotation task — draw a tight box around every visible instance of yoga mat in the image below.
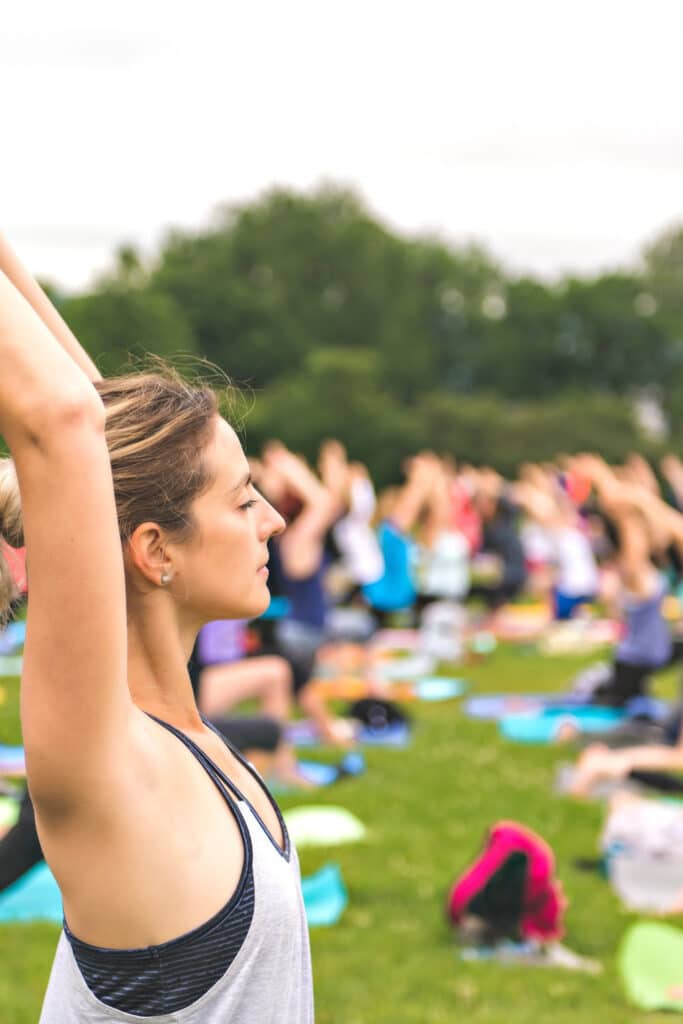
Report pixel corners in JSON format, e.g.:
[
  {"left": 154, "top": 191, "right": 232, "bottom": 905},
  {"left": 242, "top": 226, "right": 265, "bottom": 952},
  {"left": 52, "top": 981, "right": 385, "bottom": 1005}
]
[
  {"left": 0, "top": 656, "right": 22, "bottom": 678},
  {"left": 0, "top": 861, "right": 62, "bottom": 924},
  {"left": 0, "top": 745, "right": 26, "bottom": 775},
  {"left": 286, "top": 720, "right": 330, "bottom": 747},
  {"left": 0, "top": 795, "right": 20, "bottom": 829},
  {"left": 357, "top": 722, "right": 411, "bottom": 747},
  {"left": 302, "top": 863, "right": 348, "bottom": 927},
  {"left": 0, "top": 621, "right": 26, "bottom": 655},
  {"left": 286, "top": 719, "right": 411, "bottom": 748},
  {"left": 284, "top": 805, "right": 366, "bottom": 848},
  {"left": 466, "top": 692, "right": 668, "bottom": 723},
  {"left": 499, "top": 706, "right": 625, "bottom": 744},
  {"left": 465, "top": 694, "right": 556, "bottom": 720},
  {"left": 413, "top": 677, "right": 467, "bottom": 701},
  {"left": 619, "top": 922, "right": 683, "bottom": 1010},
  {"left": 296, "top": 753, "right": 366, "bottom": 787}
]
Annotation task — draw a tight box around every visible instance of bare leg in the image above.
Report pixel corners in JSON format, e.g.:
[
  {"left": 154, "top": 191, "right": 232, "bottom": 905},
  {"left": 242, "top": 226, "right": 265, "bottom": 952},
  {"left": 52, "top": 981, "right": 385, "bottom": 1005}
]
[
  {"left": 297, "top": 683, "right": 357, "bottom": 746},
  {"left": 198, "top": 656, "right": 294, "bottom": 721}
]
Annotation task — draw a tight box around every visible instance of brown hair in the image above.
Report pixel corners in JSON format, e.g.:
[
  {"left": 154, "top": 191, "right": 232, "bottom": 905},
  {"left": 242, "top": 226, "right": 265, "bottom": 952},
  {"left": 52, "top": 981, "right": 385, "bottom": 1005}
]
[
  {"left": 0, "top": 459, "right": 23, "bottom": 619},
  {"left": 0, "top": 367, "right": 221, "bottom": 622}
]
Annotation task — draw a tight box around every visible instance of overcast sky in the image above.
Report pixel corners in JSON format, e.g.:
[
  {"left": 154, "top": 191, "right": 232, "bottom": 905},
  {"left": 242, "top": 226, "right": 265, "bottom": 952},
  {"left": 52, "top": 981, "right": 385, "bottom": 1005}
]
[{"left": 3, "top": 0, "right": 682, "bottom": 291}]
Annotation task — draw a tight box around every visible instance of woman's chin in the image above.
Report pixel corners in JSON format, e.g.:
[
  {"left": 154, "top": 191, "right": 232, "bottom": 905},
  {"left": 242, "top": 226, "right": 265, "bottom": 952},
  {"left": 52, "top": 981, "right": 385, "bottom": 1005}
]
[
  {"left": 202, "top": 585, "right": 272, "bottom": 623},
  {"left": 237, "top": 590, "right": 272, "bottom": 621}
]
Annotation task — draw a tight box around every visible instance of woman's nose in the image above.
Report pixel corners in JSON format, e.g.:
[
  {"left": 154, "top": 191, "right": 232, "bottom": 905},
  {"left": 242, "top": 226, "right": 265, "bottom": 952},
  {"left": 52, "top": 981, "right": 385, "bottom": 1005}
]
[{"left": 261, "top": 500, "right": 286, "bottom": 539}]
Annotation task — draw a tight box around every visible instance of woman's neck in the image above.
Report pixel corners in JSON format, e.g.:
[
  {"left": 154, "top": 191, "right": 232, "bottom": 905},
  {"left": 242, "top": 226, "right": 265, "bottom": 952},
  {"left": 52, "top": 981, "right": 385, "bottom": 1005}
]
[{"left": 125, "top": 599, "right": 202, "bottom": 731}]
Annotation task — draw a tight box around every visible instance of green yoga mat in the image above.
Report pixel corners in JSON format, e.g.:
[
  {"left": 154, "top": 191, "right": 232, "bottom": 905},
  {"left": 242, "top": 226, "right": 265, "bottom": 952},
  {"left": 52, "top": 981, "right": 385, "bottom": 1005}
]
[
  {"left": 284, "top": 805, "right": 366, "bottom": 848},
  {"left": 619, "top": 921, "right": 683, "bottom": 1010},
  {"left": 0, "top": 795, "right": 20, "bottom": 829},
  {"left": 0, "top": 656, "right": 22, "bottom": 678}
]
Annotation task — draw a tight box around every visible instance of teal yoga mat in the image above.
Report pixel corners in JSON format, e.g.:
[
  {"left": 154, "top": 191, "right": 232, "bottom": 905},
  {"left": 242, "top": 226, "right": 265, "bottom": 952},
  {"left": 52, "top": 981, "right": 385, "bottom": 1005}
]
[
  {"left": 499, "top": 706, "right": 625, "bottom": 744},
  {"left": 0, "top": 861, "right": 62, "bottom": 924},
  {"left": 302, "top": 863, "right": 348, "bottom": 927}
]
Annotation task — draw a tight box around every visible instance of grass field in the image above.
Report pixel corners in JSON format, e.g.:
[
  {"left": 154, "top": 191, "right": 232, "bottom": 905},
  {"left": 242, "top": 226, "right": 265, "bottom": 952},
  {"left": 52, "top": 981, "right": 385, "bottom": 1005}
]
[{"left": 0, "top": 643, "right": 679, "bottom": 1023}]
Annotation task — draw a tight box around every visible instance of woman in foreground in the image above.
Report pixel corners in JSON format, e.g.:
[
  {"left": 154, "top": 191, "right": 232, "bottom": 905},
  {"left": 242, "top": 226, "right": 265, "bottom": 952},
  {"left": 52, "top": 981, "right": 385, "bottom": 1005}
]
[{"left": 0, "top": 235, "right": 314, "bottom": 1023}]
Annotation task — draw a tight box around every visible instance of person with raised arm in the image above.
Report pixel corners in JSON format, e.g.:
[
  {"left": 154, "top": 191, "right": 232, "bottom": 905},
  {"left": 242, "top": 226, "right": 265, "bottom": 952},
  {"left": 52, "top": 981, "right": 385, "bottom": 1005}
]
[
  {"left": 0, "top": 234, "right": 314, "bottom": 1023},
  {"left": 567, "top": 458, "right": 683, "bottom": 796}
]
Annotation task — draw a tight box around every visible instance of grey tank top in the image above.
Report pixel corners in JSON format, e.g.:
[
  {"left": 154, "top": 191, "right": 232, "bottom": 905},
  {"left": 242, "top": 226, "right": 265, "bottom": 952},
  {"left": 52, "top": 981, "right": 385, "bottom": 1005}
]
[{"left": 38, "top": 718, "right": 314, "bottom": 1023}]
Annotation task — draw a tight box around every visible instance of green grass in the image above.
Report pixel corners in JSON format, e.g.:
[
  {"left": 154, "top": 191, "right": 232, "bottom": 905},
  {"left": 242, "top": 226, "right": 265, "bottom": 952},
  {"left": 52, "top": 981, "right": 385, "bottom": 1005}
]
[{"left": 0, "top": 645, "right": 679, "bottom": 1022}]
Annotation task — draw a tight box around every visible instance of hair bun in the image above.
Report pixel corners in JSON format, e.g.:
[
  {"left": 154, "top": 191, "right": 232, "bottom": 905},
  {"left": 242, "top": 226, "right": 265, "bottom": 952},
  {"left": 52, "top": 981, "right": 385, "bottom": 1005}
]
[
  {"left": 0, "top": 460, "right": 23, "bottom": 548},
  {"left": 0, "top": 459, "right": 23, "bottom": 624}
]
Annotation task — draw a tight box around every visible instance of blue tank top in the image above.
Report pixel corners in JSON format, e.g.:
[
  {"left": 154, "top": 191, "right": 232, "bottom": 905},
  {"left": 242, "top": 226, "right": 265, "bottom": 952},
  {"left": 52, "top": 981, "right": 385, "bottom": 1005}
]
[
  {"left": 362, "top": 520, "right": 417, "bottom": 613},
  {"left": 269, "top": 542, "right": 327, "bottom": 630}
]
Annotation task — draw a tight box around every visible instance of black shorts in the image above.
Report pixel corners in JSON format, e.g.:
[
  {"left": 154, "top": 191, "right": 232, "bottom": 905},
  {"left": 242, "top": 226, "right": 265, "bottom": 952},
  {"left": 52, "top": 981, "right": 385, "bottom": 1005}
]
[{"left": 210, "top": 715, "right": 282, "bottom": 754}]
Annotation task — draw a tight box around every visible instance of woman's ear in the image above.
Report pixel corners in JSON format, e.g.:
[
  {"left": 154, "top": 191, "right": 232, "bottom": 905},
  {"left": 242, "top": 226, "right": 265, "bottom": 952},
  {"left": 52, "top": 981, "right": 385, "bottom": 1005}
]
[{"left": 127, "top": 522, "right": 174, "bottom": 588}]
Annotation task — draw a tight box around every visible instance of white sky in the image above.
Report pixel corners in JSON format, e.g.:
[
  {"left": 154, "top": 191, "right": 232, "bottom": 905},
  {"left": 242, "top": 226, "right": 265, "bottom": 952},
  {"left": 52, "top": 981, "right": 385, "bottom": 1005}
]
[{"left": 3, "top": 0, "right": 682, "bottom": 290}]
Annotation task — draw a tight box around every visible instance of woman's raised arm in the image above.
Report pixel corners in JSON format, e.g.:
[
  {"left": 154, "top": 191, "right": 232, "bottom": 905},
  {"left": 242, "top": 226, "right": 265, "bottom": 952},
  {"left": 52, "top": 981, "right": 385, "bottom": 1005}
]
[
  {"left": 0, "top": 232, "right": 101, "bottom": 383},
  {"left": 0, "top": 269, "right": 130, "bottom": 811}
]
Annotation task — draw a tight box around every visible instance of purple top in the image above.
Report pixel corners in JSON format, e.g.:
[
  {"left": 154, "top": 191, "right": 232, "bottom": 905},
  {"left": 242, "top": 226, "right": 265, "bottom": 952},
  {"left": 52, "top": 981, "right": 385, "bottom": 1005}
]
[
  {"left": 617, "top": 583, "right": 672, "bottom": 667},
  {"left": 197, "top": 620, "right": 248, "bottom": 666}
]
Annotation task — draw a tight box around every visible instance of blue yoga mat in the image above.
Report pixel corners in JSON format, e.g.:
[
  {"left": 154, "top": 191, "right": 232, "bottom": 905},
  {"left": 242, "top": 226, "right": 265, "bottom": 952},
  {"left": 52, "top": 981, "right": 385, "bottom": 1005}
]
[
  {"left": 500, "top": 706, "right": 626, "bottom": 744},
  {"left": 287, "top": 720, "right": 411, "bottom": 748},
  {"left": 465, "top": 694, "right": 555, "bottom": 720},
  {"left": 0, "top": 861, "right": 62, "bottom": 924},
  {"left": 358, "top": 721, "right": 411, "bottom": 747},
  {"left": 466, "top": 692, "right": 667, "bottom": 723},
  {"left": 297, "top": 752, "right": 366, "bottom": 786},
  {"left": 301, "top": 863, "right": 348, "bottom": 927},
  {"left": 0, "top": 621, "right": 26, "bottom": 655}
]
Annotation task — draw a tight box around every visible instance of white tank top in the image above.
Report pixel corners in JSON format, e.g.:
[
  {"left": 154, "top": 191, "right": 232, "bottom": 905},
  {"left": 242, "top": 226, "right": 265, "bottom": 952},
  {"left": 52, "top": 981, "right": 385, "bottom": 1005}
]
[{"left": 38, "top": 719, "right": 314, "bottom": 1023}]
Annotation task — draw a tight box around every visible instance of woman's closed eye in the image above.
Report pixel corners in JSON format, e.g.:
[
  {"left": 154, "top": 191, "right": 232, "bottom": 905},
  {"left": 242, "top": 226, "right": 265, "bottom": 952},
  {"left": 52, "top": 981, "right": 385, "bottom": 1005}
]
[{"left": 238, "top": 485, "right": 262, "bottom": 511}]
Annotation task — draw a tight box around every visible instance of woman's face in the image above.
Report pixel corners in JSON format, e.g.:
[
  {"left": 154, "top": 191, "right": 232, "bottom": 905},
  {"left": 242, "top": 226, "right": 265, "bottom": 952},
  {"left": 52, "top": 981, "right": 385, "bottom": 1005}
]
[{"left": 171, "top": 417, "right": 285, "bottom": 622}]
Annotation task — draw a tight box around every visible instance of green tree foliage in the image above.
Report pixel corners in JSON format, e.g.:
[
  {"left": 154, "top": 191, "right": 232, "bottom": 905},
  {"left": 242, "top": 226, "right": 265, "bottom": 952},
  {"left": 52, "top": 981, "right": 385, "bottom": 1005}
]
[
  {"left": 60, "top": 247, "right": 198, "bottom": 377},
  {"left": 244, "top": 347, "right": 419, "bottom": 485},
  {"left": 151, "top": 187, "right": 503, "bottom": 401},
  {"left": 54, "top": 186, "right": 683, "bottom": 478}
]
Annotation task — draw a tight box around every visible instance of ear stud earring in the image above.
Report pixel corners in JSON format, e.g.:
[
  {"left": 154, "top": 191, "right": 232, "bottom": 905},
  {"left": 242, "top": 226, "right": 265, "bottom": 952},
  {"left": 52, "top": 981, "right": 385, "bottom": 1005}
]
[{"left": 160, "top": 572, "right": 171, "bottom": 586}]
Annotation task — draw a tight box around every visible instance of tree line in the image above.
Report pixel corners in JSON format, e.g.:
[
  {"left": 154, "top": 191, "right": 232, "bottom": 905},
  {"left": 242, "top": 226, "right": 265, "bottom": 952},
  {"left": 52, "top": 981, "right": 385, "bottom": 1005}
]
[{"left": 54, "top": 185, "right": 683, "bottom": 484}]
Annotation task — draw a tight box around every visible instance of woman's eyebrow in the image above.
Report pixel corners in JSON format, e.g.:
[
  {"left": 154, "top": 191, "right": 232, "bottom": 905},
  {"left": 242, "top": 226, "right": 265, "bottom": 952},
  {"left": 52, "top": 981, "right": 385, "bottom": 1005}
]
[{"left": 229, "top": 471, "right": 252, "bottom": 493}]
